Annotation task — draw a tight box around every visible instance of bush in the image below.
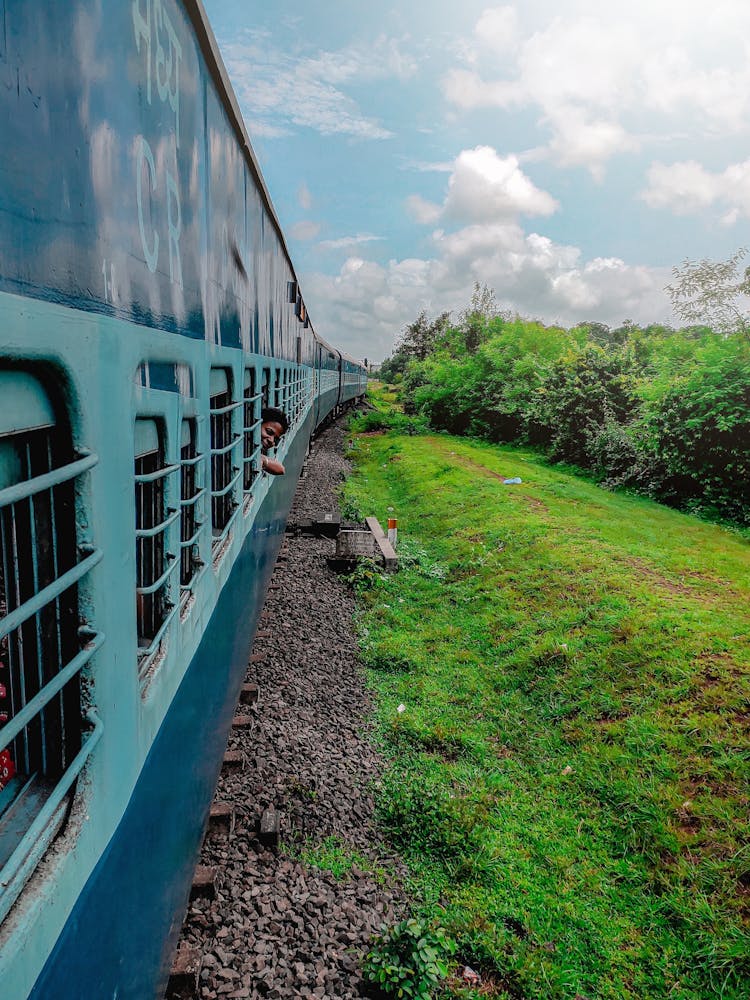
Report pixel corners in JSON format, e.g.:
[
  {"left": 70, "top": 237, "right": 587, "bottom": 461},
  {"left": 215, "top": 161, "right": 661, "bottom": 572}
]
[
  {"left": 351, "top": 410, "right": 429, "bottom": 436},
  {"left": 363, "top": 918, "right": 456, "bottom": 1000},
  {"left": 637, "top": 346, "right": 750, "bottom": 523}
]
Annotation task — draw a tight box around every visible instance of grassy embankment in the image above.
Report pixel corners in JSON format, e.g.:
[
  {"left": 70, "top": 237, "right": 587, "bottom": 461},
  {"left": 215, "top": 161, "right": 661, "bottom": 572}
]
[{"left": 343, "top": 384, "right": 749, "bottom": 999}]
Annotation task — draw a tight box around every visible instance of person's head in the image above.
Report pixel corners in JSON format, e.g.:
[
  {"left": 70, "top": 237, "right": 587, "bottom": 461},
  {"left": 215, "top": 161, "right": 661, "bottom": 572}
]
[{"left": 260, "top": 407, "right": 288, "bottom": 453}]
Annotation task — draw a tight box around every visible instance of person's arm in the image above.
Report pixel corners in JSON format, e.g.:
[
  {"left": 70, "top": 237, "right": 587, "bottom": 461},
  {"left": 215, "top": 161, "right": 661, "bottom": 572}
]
[{"left": 262, "top": 455, "right": 285, "bottom": 476}]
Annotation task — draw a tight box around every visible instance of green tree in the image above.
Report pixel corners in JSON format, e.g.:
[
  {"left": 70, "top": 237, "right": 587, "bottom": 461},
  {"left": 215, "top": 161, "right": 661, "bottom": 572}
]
[
  {"left": 459, "top": 281, "right": 503, "bottom": 353},
  {"left": 666, "top": 248, "right": 750, "bottom": 336}
]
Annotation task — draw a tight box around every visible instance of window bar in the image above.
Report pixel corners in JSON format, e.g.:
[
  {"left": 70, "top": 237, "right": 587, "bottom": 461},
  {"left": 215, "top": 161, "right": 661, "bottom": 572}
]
[
  {"left": 0, "top": 549, "right": 102, "bottom": 642},
  {"left": 210, "top": 391, "right": 238, "bottom": 534},
  {"left": 1, "top": 630, "right": 104, "bottom": 749},
  {"left": 210, "top": 435, "right": 243, "bottom": 459},
  {"left": 0, "top": 708, "right": 104, "bottom": 926},
  {"left": 211, "top": 467, "right": 243, "bottom": 500},
  {"left": 135, "top": 507, "right": 181, "bottom": 539},
  {"left": 135, "top": 443, "right": 178, "bottom": 648},
  {"left": 26, "top": 446, "right": 48, "bottom": 774},
  {"left": 209, "top": 398, "right": 244, "bottom": 417},
  {"left": 0, "top": 453, "right": 97, "bottom": 510},
  {"left": 0, "top": 430, "right": 99, "bottom": 919},
  {"left": 211, "top": 501, "right": 242, "bottom": 550},
  {"left": 138, "top": 600, "right": 179, "bottom": 663},
  {"left": 44, "top": 434, "right": 66, "bottom": 777},
  {"left": 180, "top": 435, "right": 204, "bottom": 590},
  {"left": 133, "top": 462, "right": 180, "bottom": 485},
  {"left": 243, "top": 385, "right": 261, "bottom": 492}
]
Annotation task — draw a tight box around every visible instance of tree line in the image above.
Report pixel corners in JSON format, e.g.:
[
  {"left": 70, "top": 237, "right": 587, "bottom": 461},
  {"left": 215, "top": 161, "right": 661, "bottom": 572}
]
[{"left": 379, "top": 283, "right": 749, "bottom": 527}]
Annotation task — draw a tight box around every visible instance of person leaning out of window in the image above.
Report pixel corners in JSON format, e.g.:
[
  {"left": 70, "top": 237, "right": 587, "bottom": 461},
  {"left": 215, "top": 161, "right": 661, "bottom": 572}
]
[{"left": 260, "top": 407, "right": 288, "bottom": 475}]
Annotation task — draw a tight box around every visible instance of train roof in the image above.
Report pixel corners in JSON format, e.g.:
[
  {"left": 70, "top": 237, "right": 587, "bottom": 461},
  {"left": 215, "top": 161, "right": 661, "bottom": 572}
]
[{"left": 184, "top": 1, "right": 364, "bottom": 366}]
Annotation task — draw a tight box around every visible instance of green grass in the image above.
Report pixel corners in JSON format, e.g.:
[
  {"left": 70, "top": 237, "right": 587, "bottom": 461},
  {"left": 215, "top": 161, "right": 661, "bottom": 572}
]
[
  {"left": 343, "top": 387, "right": 750, "bottom": 999},
  {"left": 292, "top": 834, "right": 383, "bottom": 882}
]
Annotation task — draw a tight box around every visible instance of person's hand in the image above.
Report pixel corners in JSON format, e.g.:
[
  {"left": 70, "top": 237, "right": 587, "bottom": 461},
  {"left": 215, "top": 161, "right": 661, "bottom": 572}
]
[{"left": 262, "top": 455, "right": 285, "bottom": 476}]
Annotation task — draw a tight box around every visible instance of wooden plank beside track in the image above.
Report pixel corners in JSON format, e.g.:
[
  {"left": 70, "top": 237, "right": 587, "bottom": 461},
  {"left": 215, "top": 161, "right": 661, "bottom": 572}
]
[{"left": 365, "top": 517, "right": 398, "bottom": 571}]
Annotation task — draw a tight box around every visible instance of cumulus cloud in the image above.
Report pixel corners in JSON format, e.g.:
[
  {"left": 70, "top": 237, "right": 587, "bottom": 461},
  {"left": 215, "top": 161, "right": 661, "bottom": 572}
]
[
  {"left": 300, "top": 223, "right": 672, "bottom": 362},
  {"left": 444, "top": 6, "right": 750, "bottom": 175},
  {"left": 546, "top": 111, "right": 639, "bottom": 181},
  {"left": 640, "top": 158, "right": 750, "bottom": 220},
  {"left": 406, "top": 146, "right": 558, "bottom": 226},
  {"left": 444, "top": 147, "right": 558, "bottom": 221},
  {"left": 221, "top": 31, "right": 415, "bottom": 139}
]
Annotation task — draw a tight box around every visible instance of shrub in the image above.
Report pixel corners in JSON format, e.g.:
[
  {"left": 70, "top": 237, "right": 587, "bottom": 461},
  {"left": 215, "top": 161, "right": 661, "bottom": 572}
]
[{"left": 363, "top": 918, "right": 456, "bottom": 1000}]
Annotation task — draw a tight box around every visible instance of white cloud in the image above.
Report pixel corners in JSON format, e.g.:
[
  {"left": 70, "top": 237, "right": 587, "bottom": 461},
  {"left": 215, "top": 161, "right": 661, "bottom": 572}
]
[
  {"left": 301, "top": 223, "right": 672, "bottom": 361},
  {"left": 406, "top": 146, "right": 557, "bottom": 227},
  {"left": 405, "top": 194, "right": 442, "bottom": 225},
  {"left": 443, "top": 7, "right": 750, "bottom": 175},
  {"left": 220, "top": 32, "right": 415, "bottom": 139},
  {"left": 318, "top": 233, "right": 385, "bottom": 250},
  {"left": 546, "top": 110, "right": 639, "bottom": 180},
  {"left": 442, "top": 68, "right": 519, "bottom": 110},
  {"left": 474, "top": 6, "right": 519, "bottom": 53},
  {"left": 640, "top": 158, "right": 750, "bottom": 219},
  {"left": 289, "top": 220, "right": 322, "bottom": 241},
  {"left": 444, "top": 147, "right": 558, "bottom": 221},
  {"left": 400, "top": 158, "right": 454, "bottom": 173}
]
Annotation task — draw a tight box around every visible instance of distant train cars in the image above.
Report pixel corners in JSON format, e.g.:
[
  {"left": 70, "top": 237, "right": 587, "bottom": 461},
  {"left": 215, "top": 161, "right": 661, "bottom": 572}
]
[{"left": 0, "top": 2, "right": 365, "bottom": 998}]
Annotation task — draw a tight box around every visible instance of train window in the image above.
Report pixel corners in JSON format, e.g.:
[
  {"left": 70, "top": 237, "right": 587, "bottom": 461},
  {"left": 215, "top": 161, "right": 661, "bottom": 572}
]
[
  {"left": 0, "top": 371, "right": 102, "bottom": 923},
  {"left": 293, "top": 367, "right": 302, "bottom": 424},
  {"left": 135, "top": 419, "right": 178, "bottom": 662},
  {"left": 261, "top": 368, "right": 270, "bottom": 409},
  {"left": 287, "top": 280, "right": 297, "bottom": 304},
  {"left": 179, "top": 420, "right": 203, "bottom": 592},
  {"left": 282, "top": 368, "right": 290, "bottom": 420},
  {"left": 243, "top": 369, "right": 261, "bottom": 493},
  {"left": 209, "top": 368, "right": 242, "bottom": 542},
  {"left": 273, "top": 369, "right": 281, "bottom": 410}
]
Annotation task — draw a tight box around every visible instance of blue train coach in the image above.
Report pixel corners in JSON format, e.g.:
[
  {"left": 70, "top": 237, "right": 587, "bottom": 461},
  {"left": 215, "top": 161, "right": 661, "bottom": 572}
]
[{"left": 0, "top": 2, "right": 367, "bottom": 996}]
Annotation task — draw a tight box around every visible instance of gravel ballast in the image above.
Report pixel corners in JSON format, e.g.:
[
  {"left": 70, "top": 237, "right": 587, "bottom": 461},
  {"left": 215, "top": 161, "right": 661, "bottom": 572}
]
[{"left": 170, "top": 414, "right": 405, "bottom": 1000}]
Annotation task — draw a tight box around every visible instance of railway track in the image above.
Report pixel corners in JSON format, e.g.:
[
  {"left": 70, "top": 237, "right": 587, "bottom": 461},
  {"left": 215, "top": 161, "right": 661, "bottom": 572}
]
[{"left": 168, "top": 418, "right": 405, "bottom": 1000}]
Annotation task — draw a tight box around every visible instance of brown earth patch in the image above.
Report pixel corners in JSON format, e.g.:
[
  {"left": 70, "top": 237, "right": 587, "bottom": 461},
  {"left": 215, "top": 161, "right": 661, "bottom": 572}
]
[
  {"left": 450, "top": 453, "right": 550, "bottom": 510},
  {"left": 623, "top": 556, "right": 695, "bottom": 597}
]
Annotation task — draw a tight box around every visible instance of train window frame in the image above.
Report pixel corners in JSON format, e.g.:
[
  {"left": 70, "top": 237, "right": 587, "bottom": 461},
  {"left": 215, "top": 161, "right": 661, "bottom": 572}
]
[
  {"left": 242, "top": 368, "right": 261, "bottom": 501},
  {"left": 134, "top": 418, "right": 179, "bottom": 669},
  {"left": 0, "top": 370, "right": 103, "bottom": 925},
  {"left": 179, "top": 418, "right": 204, "bottom": 598},
  {"left": 209, "top": 368, "right": 242, "bottom": 549}
]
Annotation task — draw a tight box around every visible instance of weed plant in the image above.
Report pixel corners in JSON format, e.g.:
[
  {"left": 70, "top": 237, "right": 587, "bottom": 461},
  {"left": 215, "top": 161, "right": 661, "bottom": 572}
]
[{"left": 345, "top": 385, "right": 750, "bottom": 1000}]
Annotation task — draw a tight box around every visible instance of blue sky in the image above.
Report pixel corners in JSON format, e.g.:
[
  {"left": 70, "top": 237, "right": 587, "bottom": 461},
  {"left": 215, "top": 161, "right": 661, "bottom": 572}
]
[{"left": 203, "top": 0, "right": 750, "bottom": 361}]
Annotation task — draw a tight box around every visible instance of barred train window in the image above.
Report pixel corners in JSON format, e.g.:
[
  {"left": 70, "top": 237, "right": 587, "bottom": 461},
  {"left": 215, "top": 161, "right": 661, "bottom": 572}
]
[
  {"left": 179, "top": 420, "right": 202, "bottom": 589},
  {"left": 243, "top": 370, "right": 260, "bottom": 492},
  {"left": 0, "top": 372, "right": 102, "bottom": 921},
  {"left": 209, "top": 369, "right": 241, "bottom": 538},
  {"left": 273, "top": 368, "right": 281, "bottom": 410},
  {"left": 134, "top": 419, "right": 177, "bottom": 657}
]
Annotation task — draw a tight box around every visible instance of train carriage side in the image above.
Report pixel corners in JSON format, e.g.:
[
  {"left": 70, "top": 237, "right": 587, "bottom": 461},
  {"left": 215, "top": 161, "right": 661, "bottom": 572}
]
[
  {"left": 0, "top": 2, "right": 360, "bottom": 998},
  {"left": 340, "top": 352, "right": 367, "bottom": 406},
  {"left": 313, "top": 337, "right": 343, "bottom": 426}
]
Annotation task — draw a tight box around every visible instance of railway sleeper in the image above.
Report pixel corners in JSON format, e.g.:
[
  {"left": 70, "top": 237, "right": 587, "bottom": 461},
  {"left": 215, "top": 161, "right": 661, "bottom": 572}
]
[{"left": 166, "top": 944, "right": 202, "bottom": 1000}]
